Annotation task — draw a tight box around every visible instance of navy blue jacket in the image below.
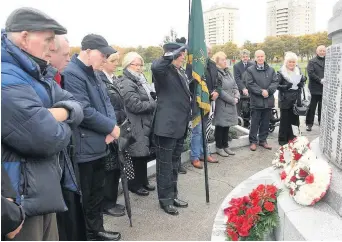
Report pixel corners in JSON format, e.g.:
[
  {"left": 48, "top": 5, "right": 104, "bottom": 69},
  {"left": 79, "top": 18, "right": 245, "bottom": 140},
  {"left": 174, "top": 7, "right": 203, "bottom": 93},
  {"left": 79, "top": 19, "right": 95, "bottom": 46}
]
[
  {"left": 63, "top": 55, "right": 117, "bottom": 163},
  {"left": 1, "top": 31, "right": 83, "bottom": 216}
]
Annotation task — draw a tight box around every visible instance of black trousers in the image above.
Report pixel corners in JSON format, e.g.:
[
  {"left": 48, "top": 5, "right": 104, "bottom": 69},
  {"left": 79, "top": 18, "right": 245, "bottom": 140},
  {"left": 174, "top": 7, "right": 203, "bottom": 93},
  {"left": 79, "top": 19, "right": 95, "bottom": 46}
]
[
  {"left": 78, "top": 158, "right": 106, "bottom": 234},
  {"left": 278, "top": 108, "right": 299, "bottom": 145},
  {"left": 154, "top": 135, "right": 185, "bottom": 206},
  {"left": 249, "top": 108, "right": 271, "bottom": 144},
  {"left": 128, "top": 157, "right": 148, "bottom": 191},
  {"left": 104, "top": 169, "right": 121, "bottom": 210},
  {"left": 306, "top": 94, "right": 322, "bottom": 126},
  {"left": 215, "top": 126, "right": 230, "bottom": 149},
  {"left": 56, "top": 190, "right": 87, "bottom": 241}
]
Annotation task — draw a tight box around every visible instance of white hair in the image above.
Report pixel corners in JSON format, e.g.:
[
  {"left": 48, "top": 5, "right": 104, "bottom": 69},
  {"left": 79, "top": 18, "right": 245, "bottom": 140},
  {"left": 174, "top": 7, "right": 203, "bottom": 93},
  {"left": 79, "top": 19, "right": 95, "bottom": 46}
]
[
  {"left": 241, "top": 49, "right": 250, "bottom": 57},
  {"left": 55, "top": 35, "right": 69, "bottom": 51},
  {"left": 284, "top": 52, "right": 298, "bottom": 64},
  {"left": 122, "top": 52, "right": 144, "bottom": 69}
]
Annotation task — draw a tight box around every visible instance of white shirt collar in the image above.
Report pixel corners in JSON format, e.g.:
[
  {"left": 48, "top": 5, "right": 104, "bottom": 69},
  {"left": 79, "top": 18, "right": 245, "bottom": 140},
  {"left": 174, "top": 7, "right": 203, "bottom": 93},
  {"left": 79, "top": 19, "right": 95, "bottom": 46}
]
[{"left": 103, "top": 70, "right": 114, "bottom": 83}]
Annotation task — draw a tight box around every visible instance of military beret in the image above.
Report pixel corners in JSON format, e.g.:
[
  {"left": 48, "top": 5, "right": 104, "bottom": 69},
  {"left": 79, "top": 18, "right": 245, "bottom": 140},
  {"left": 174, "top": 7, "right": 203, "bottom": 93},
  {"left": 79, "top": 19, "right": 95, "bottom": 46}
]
[
  {"left": 5, "top": 7, "right": 67, "bottom": 35},
  {"left": 163, "top": 42, "right": 188, "bottom": 52}
]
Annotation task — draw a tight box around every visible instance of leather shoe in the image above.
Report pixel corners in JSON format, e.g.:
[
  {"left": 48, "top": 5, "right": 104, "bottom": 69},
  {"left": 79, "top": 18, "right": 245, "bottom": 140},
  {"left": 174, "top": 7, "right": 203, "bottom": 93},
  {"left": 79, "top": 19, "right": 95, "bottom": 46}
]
[
  {"left": 143, "top": 184, "right": 155, "bottom": 191},
  {"left": 174, "top": 198, "right": 188, "bottom": 208},
  {"left": 104, "top": 205, "right": 125, "bottom": 217},
  {"left": 200, "top": 155, "right": 218, "bottom": 163},
  {"left": 192, "top": 160, "right": 203, "bottom": 169},
  {"left": 160, "top": 204, "right": 179, "bottom": 215},
  {"left": 90, "top": 231, "right": 121, "bottom": 241},
  {"left": 224, "top": 148, "right": 236, "bottom": 155},
  {"left": 130, "top": 188, "right": 149, "bottom": 196},
  {"left": 250, "top": 143, "right": 257, "bottom": 151},
  {"left": 259, "top": 142, "right": 272, "bottom": 150},
  {"left": 306, "top": 125, "right": 312, "bottom": 131},
  {"left": 179, "top": 165, "right": 187, "bottom": 174}
]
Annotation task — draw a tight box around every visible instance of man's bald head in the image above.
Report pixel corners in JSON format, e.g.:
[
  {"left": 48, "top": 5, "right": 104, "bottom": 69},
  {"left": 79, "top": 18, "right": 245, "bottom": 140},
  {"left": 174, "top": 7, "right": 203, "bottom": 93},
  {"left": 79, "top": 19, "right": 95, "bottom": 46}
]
[
  {"left": 316, "top": 45, "right": 326, "bottom": 58},
  {"left": 50, "top": 35, "right": 70, "bottom": 72},
  {"left": 255, "top": 50, "right": 266, "bottom": 65}
]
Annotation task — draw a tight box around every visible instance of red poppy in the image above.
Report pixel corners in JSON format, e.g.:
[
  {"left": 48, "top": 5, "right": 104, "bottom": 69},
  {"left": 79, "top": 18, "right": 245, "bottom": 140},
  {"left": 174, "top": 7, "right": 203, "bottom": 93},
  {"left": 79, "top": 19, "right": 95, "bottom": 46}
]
[
  {"left": 305, "top": 174, "right": 314, "bottom": 184},
  {"left": 290, "top": 189, "right": 294, "bottom": 196},
  {"left": 293, "top": 151, "right": 302, "bottom": 161},
  {"left": 299, "top": 169, "right": 309, "bottom": 178},
  {"left": 280, "top": 171, "right": 287, "bottom": 180},
  {"left": 266, "top": 185, "right": 277, "bottom": 194},
  {"left": 264, "top": 202, "right": 275, "bottom": 212},
  {"left": 290, "top": 176, "right": 297, "bottom": 182}
]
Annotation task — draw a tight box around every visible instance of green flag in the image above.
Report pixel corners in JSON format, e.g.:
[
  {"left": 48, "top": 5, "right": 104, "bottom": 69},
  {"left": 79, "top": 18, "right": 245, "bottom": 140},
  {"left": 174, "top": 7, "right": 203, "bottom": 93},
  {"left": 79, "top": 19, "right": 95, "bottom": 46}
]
[{"left": 188, "top": 0, "right": 210, "bottom": 127}]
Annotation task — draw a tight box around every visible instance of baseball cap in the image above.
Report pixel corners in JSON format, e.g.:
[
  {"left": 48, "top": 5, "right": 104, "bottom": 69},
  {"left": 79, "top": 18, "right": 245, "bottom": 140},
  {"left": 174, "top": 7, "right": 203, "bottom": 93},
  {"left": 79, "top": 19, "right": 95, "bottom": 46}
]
[{"left": 81, "top": 34, "right": 116, "bottom": 56}]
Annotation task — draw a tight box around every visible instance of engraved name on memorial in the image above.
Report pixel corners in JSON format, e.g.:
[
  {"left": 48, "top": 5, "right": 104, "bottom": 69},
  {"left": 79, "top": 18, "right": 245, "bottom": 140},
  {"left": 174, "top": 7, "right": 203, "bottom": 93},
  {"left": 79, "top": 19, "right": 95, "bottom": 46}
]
[{"left": 320, "top": 43, "right": 342, "bottom": 168}]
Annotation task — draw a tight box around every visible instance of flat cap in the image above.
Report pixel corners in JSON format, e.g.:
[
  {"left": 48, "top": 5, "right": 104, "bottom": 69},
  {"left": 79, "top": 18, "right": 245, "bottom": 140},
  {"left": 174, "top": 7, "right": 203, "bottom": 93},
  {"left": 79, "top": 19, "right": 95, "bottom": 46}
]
[
  {"left": 163, "top": 42, "right": 188, "bottom": 52},
  {"left": 5, "top": 7, "right": 67, "bottom": 35}
]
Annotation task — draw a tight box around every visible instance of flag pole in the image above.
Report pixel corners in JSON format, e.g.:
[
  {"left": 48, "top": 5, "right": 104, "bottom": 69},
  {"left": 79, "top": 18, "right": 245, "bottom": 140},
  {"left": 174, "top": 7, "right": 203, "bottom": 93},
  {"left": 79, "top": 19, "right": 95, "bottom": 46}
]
[{"left": 188, "top": 0, "right": 210, "bottom": 203}]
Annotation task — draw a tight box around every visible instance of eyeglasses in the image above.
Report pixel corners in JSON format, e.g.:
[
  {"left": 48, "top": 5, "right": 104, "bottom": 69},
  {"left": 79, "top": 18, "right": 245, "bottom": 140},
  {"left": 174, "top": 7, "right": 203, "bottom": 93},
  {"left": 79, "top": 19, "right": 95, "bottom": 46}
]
[{"left": 130, "top": 63, "right": 144, "bottom": 67}]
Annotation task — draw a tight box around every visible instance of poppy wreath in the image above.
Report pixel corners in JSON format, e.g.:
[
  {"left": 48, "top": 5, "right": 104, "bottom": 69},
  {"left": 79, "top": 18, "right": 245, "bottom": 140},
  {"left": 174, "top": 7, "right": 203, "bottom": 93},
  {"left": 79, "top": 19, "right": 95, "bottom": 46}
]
[
  {"left": 224, "top": 184, "right": 281, "bottom": 241},
  {"left": 273, "top": 136, "right": 332, "bottom": 206}
]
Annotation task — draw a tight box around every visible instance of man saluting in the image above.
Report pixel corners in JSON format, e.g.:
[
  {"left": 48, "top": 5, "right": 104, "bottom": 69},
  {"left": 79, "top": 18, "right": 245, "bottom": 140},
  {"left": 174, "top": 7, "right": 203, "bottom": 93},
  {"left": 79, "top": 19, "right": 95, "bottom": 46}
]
[{"left": 151, "top": 42, "right": 191, "bottom": 216}]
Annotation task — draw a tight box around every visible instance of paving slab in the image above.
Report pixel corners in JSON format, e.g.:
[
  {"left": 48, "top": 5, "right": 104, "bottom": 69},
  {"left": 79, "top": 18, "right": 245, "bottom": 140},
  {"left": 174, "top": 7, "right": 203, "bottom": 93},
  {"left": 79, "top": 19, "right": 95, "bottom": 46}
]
[{"left": 104, "top": 122, "right": 320, "bottom": 241}]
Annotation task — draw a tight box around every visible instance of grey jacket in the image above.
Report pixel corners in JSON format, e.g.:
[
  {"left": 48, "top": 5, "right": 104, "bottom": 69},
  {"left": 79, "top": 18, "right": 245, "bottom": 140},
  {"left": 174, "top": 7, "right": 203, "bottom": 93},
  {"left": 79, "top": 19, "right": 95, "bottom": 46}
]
[
  {"left": 246, "top": 62, "right": 278, "bottom": 109},
  {"left": 213, "top": 68, "right": 240, "bottom": 127},
  {"left": 120, "top": 69, "right": 156, "bottom": 157}
]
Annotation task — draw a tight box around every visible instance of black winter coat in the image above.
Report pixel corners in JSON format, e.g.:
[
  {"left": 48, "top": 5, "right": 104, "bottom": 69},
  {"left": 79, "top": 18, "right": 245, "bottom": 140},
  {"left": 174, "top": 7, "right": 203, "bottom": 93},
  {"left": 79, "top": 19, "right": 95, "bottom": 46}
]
[
  {"left": 277, "top": 69, "right": 306, "bottom": 109},
  {"left": 98, "top": 71, "right": 127, "bottom": 125},
  {"left": 246, "top": 62, "right": 279, "bottom": 109},
  {"left": 233, "top": 61, "right": 254, "bottom": 92},
  {"left": 120, "top": 69, "right": 156, "bottom": 157},
  {"left": 307, "top": 56, "right": 325, "bottom": 95},
  {"left": 151, "top": 57, "right": 192, "bottom": 139}
]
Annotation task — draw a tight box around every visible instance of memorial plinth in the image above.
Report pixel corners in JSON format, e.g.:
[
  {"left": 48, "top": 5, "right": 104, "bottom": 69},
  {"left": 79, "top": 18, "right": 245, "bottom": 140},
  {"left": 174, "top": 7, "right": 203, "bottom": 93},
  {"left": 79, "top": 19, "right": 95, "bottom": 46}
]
[{"left": 320, "top": 0, "right": 342, "bottom": 169}]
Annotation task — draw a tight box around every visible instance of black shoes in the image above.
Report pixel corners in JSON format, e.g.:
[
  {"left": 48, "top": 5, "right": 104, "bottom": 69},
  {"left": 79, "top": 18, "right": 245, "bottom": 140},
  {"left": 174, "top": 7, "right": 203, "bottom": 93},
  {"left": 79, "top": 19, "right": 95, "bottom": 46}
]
[
  {"left": 174, "top": 198, "right": 188, "bottom": 208},
  {"left": 143, "top": 184, "right": 155, "bottom": 191},
  {"left": 179, "top": 165, "right": 187, "bottom": 174},
  {"left": 160, "top": 204, "right": 179, "bottom": 216},
  {"left": 104, "top": 204, "right": 125, "bottom": 217},
  {"left": 306, "top": 125, "right": 312, "bottom": 131},
  {"left": 88, "top": 231, "right": 121, "bottom": 241},
  {"left": 130, "top": 187, "right": 149, "bottom": 196}
]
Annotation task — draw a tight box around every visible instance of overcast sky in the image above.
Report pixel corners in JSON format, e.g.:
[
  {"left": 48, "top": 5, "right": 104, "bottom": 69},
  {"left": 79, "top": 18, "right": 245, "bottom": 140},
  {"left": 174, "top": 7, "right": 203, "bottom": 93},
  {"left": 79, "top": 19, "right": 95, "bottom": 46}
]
[{"left": 0, "top": 0, "right": 338, "bottom": 47}]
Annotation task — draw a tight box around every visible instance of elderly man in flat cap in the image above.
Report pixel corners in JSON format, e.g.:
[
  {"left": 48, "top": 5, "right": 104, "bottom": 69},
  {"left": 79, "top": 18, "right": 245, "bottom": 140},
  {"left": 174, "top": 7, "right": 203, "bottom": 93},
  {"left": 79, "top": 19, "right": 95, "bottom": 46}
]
[
  {"left": 63, "top": 34, "right": 121, "bottom": 241},
  {"left": 2, "top": 7, "right": 84, "bottom": 241},
  {"left": 151, "top": 42, "right": 191, "bottom": 216}
]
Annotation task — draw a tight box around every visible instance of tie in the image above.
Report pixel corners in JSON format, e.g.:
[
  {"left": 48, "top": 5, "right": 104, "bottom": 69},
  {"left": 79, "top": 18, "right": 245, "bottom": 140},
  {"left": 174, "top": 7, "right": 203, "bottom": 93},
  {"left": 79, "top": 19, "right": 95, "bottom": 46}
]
[{"left": 244, "top": 63, "right": 247, "bottom": 70}]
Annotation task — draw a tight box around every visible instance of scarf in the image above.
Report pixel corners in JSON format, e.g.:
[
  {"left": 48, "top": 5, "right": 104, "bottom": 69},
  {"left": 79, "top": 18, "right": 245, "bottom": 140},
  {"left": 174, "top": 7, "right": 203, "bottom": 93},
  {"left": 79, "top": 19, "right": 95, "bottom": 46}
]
[
  {"left": 127, "top": 69, "right": 155, "bottom": 101},
  {"left": 280, "top": 65, "right": 301, "bottom": 89}
]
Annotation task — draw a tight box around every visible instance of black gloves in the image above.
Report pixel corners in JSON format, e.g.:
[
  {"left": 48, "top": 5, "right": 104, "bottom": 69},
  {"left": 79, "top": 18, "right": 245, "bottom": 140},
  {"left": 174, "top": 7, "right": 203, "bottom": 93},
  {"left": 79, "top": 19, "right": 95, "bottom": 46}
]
[
  {"left": 298, "top": 75, "right": 307, "bottom": 88},
  {"left": 286, "top": 83, "right": 293, "bottom": 90}
]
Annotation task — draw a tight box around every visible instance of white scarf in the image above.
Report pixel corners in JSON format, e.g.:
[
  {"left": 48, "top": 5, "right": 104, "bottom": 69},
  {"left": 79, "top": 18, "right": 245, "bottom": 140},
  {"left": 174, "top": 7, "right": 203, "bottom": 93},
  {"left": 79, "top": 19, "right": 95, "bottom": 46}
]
[{"left": 280, "top": 65, "right": 301, "bottom": 90}]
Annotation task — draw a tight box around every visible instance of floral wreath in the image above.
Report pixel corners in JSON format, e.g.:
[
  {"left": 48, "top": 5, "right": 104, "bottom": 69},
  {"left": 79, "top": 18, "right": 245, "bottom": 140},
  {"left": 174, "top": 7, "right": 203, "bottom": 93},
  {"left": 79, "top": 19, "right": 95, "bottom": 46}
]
[
  {"left": 224, "top": 184, "right": 280, "bottom": 241},
  {"left": 272, "top": 136, "right": 332, "bottom": 206}
]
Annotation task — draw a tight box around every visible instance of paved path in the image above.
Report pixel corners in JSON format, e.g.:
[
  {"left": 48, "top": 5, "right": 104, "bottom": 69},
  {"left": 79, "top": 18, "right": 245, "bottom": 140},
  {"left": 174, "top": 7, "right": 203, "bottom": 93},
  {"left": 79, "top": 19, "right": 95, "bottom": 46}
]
[{"left": 104, "top": 118, "right": 320, "bottom": 241}]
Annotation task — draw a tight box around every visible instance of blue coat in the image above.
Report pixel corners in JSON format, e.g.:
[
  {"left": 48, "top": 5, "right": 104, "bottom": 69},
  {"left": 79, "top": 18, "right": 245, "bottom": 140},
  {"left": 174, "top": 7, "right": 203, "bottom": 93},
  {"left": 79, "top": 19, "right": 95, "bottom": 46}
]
[
  {"left": 63, "top": 55, "right": 117, "bottom": 163},
  {"left": 1, "top": 31, "right": 84, "bottom": 216}
]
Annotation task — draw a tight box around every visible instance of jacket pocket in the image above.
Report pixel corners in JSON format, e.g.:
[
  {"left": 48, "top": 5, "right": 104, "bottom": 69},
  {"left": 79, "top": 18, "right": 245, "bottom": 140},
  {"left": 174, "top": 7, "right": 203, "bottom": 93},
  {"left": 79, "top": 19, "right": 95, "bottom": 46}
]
[{"left": 80, "top": 128, "right": 106, "bottom": 156}]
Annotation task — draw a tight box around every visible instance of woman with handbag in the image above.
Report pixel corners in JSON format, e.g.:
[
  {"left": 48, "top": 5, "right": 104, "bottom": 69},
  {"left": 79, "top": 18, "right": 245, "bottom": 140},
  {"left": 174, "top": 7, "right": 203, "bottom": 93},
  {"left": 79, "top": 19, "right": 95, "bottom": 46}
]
[
  {"left": 277, "top": 52, "right": 307, "bottom": 145},
  {"left": 98, "top": 52, "right": 128, "bottom": 217},
  {"left": 120, "top": 52, "right": 157, "bottom": 196}
]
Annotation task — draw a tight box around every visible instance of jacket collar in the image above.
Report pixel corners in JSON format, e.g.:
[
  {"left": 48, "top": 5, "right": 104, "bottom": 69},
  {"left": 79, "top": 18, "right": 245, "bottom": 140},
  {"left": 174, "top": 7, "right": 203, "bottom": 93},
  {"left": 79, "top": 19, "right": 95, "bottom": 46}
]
[
  {"left": 70, "top": 54, "right": 95, "bottom": 78},
  {"left": 254, "top": 61, "right": 269, "bottom": 71},
  {"left": 312, "top": 55, "right": 325, "bottom": 67}
]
